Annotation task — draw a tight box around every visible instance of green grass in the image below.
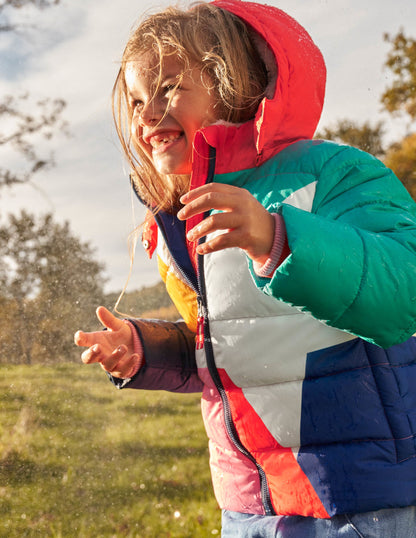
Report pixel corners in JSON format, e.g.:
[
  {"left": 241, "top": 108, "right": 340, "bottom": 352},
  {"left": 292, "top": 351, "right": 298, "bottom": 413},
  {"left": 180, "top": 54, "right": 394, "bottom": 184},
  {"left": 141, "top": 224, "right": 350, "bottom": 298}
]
[{"left": 0, "top": 364, "right": 221, "bottom": 537}]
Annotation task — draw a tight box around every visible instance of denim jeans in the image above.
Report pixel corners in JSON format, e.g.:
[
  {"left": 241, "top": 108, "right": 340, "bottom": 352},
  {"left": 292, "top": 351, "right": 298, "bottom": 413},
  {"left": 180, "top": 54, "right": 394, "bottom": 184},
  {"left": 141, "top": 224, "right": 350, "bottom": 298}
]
[{"left": 221, "top": 506, "right": 416, "bottom": 538}]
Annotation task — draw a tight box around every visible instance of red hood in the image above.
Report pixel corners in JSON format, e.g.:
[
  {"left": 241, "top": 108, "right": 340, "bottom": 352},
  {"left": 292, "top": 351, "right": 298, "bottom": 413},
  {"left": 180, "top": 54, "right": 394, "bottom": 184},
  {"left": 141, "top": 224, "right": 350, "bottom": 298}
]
[{"left": 197, "top": 0, "right": 326, "bottom": 174}]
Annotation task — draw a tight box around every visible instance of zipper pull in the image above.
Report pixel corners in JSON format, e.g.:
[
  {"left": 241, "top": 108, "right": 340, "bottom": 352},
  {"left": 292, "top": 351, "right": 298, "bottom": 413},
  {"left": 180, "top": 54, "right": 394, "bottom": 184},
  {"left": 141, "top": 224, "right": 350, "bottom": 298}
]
[{"left": 196, "top": 315, "right": 205, "bottom": 350}]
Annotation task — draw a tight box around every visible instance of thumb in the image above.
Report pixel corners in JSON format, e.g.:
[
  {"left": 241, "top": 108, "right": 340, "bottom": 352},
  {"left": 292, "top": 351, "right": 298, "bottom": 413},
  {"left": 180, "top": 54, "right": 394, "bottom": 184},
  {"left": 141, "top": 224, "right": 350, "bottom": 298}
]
[
  {"left": 122, "top": 353, "right": 143, "bottom": 379},
  {"left": 96, "top": 306, "right": 124, "bottom": 332}
]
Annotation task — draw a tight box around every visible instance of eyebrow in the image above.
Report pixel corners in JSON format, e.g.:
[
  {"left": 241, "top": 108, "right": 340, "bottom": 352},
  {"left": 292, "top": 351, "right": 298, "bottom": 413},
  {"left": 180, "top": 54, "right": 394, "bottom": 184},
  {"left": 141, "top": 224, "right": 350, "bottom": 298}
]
[
  {"left": 126, "top": 88, "right": 140, "bottom": 102},
  {"left": 125, "top": 66, "right": 185, "bottom": 101},
  {"left": 160, "top": 71, "right": 183, "bottom": 83}
]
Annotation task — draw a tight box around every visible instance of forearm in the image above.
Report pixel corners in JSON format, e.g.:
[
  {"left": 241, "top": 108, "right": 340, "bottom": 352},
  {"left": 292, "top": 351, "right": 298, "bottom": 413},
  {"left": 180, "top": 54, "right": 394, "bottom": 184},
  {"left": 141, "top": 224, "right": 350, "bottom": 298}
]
[
  {"left": 108, "top": 318, "right": 203, "bottom": 393},
  {"left": 246, "top": 144, "right": 416, "bottom": 348},
  {"left": 266, "top": 199, "right": 416, "bottom": 348}
]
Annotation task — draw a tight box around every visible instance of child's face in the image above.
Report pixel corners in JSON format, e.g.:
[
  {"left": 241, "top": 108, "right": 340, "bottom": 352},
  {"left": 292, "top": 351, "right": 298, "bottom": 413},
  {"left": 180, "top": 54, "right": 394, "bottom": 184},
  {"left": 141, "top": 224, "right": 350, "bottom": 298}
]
[{"left": 125, "top": 52, "right": 218, "bottom": 176}]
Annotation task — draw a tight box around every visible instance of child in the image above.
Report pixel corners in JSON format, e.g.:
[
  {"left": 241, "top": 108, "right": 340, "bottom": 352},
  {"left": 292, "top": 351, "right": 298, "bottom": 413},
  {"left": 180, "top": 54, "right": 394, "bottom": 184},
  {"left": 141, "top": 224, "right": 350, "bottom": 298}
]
[{"left": 74, "top": 1, "right": 416, "bottom": 536}]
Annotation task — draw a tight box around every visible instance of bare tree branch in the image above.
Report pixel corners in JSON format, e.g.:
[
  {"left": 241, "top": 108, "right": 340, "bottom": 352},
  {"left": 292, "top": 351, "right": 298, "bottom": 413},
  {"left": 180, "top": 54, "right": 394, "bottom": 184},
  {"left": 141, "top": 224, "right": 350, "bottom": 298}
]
[
  {"left": 0, "top": 0, "right": 60, "bottom": 16},
  {"left": 1, "top": 0, "right": 67, "bottom": 189},
  {"left": 0, "top": 95, "right": 68, "bottom": 188}
]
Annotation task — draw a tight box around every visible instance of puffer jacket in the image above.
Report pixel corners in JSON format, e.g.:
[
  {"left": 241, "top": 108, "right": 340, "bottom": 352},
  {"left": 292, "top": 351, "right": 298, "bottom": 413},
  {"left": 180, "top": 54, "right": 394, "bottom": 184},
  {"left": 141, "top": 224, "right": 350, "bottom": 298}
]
[{"left": 113, "top": 0, "right": 416, "bottom": 518}]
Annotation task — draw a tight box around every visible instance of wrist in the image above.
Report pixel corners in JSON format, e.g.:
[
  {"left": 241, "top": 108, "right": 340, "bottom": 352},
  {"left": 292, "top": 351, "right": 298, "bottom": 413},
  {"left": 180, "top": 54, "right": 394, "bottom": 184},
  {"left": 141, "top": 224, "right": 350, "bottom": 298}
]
[
  {"left": 253, "top": 213, "right": 289, "bottom": 278},
  {"left": 122, "top": 320, "right": 145, "bottom": 379}
]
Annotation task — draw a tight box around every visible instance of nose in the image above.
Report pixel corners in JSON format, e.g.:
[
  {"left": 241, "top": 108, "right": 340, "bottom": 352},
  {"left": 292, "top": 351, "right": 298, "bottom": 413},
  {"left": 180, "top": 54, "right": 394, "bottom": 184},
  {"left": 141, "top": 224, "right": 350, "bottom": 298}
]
[{"left": 137, "top": 98, "right": 163, "bottom": 126}]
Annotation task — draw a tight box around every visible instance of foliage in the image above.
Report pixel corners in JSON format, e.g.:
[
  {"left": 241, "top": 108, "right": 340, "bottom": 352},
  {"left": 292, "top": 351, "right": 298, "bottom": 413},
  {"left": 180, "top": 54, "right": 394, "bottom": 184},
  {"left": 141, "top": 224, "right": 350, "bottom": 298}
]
[
  {"left": 0, "top": 211, "right": 106, "bottom": 364},
  {"left": 317, "top": 29, "right": 416, "bottom": 201},
  {"left": 317, "top": 120, "right": 385, "bottom": 158},
  {"left": 382, "top": 31, "right": 416, "bottom": 121},
  {"left": 384, "top": 133, "right": 416, "bottom": 200},
  {"left": 0, "top": 364, "right": 221, "bottom": 537}
]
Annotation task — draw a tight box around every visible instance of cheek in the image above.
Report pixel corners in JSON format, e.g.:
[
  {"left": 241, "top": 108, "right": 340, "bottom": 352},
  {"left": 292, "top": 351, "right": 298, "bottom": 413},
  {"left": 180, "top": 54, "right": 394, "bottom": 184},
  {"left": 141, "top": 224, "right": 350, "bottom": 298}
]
[
  {"left": 130, "top": 121, "right": 151, "bottom": 159},
  {"left": 130, "top": 117, "right": 140, "bottom": 142},
  {"left": 131, "top": 121, "right": 147, "bottom": 151}
]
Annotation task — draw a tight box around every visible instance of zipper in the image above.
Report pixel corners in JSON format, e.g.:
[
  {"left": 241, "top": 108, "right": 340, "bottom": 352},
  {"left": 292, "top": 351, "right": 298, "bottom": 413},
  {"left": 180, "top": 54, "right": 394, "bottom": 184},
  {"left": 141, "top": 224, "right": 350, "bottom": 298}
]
[
  {"left": 195, "top": 146, "right": 275, "bottom": 516},
  {"left": 153, "top": 144, "right": 274, "bottom": 515},
  {"left": 196, "top": 313, "right": 205, "bottom": 350},
  {"left": 197, "top": 250, "right": 274, "bottom": 515}
]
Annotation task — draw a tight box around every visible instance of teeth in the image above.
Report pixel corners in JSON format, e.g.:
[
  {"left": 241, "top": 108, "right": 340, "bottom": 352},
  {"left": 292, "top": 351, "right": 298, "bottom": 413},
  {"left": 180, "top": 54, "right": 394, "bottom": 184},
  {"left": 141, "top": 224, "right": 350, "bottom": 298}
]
[{"left": 150, "top": 133, "right": 181, "bottom": 148}]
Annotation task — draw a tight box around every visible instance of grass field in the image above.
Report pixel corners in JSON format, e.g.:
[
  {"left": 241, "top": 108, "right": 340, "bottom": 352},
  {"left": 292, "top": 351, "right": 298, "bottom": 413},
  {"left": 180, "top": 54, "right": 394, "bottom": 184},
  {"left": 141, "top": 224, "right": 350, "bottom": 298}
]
[{"left": 0, "top": 364, "right": 221, "bottom": 537}]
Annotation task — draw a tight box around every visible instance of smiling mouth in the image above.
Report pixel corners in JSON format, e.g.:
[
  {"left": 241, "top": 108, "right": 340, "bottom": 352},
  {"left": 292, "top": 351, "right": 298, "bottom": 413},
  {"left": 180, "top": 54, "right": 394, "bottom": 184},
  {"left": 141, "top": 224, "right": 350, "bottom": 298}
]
[{"left": 149, "top": 132, "right": 183, "bottom": 150}]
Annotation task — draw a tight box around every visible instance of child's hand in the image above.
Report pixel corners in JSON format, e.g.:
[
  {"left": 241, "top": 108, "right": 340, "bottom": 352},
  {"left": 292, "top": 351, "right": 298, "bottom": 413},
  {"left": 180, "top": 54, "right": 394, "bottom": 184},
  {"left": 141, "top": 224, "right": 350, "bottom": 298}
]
[
  {"left": 178, "top": 184, "right": 275, "bottom": 264},
  {"left": 74, "top": 307, "right": 139, "bottom": 378}
]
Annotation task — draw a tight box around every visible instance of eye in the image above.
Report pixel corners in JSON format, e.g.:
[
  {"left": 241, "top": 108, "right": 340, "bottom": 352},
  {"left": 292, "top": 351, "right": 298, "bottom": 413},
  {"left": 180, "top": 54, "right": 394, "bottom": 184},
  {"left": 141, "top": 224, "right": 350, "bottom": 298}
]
[
  {"left": 132, "top": 99, "right": 143, "bottom": 109},
  {"left": 162, "top": 82, "right": 180, "bottom": 95}
]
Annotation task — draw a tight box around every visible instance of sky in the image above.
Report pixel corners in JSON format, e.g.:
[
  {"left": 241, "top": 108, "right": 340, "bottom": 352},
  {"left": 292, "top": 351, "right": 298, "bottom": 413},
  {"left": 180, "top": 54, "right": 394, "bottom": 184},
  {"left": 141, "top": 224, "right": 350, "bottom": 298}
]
[{"left": 1, "top": 0, "right": 415, "bottom": 293}]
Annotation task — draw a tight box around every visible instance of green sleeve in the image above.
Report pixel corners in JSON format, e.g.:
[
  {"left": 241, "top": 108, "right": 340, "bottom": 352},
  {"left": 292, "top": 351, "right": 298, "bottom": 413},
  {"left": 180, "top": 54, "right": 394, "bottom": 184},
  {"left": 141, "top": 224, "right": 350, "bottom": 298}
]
[{"left": 263, "top": 146, "right": 416, "bottom": 348}]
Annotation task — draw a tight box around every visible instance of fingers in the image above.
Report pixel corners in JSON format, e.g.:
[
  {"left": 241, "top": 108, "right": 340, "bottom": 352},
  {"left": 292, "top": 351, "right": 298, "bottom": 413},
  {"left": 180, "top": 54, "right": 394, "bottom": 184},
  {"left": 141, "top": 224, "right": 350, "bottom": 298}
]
[
  {"left": 96, "top": 306, "right": 124, "bottom": 332},
  {"left": 178, "top": 183, "right": 254, "bottom": 249},
  {"left": 195, "top": 227, "right": 247, "bottom": 255},
  {"left": 187, "top": 212, "right": 235, "bottom": 241},
  {"left": 104, "top": 353, "right": 140, "bottom": 379},
  {"left": 75, "top": 306, "right": 137, "bottom": 378},
  {"left": 81, "top": 343, "right": 127, "bottom": 368},
  {"left": 178, "top": 183, "right": 275, "bottom": 261},
  {"left": 74, "top": 329, "right": 100, "bottom": 349},
  {"left": 74, "top": 330, "right": 85, "bottom": 347},
  {"left": 178, "top": 183, "right": 246, "bottom": 221},
  {"left": 80, "top": 344, "right": 102, "bottom": 364},
  {"left": 99, "top": 345, "right": 128, "bottom": 373},
  {"left": 186, "top": 212, "right": 247, "bottom": 254},
  {"left": 74, "top": 308, "right": 126, "bottom": 350},
  {"left": 180, "top": 182, "right": 240, "bottom": 203}
]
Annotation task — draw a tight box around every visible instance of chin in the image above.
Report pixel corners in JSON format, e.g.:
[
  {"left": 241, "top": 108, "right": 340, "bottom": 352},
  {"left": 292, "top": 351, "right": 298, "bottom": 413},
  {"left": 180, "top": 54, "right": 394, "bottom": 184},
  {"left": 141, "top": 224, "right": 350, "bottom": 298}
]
[{"left": 155, "top": 162, "right": 192, "bottom": 176}]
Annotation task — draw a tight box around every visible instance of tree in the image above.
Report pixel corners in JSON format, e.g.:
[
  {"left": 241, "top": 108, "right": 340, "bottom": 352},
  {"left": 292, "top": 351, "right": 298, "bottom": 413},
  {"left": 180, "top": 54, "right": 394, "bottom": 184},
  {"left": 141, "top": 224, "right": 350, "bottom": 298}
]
[
  {"left": 0, "top": 211, "right": 106, "bottom": 364},
  {"left": 380, "top": 30, "right": 416, "bottom": 199},
  {"left": 317, "top": 29, "right": 416, "bottom": 201},
  {"left": 381, "top": 31, "right": 416, "bottom": 122},
  {"left": 0, "top": 94, "right": 67, "bottom": 188},
  {"left": 0, "top": 0, "right": 60, "bottom": 32},
  {"left": 0, "top": 0, "right": 66, "bottom": 189},
  {"left": 383, "top": 133, "right": 416, "bottom": 200},
  {"left": 317, "top": 120, "right": 385, "bottom": 158}
]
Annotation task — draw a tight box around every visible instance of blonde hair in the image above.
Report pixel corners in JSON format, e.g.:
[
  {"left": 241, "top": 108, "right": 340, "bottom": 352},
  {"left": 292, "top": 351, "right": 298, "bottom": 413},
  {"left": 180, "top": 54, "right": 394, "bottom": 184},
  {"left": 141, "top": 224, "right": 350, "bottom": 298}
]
[{"left": 112, "top": 2, "right": 268, "bottom": 212}]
